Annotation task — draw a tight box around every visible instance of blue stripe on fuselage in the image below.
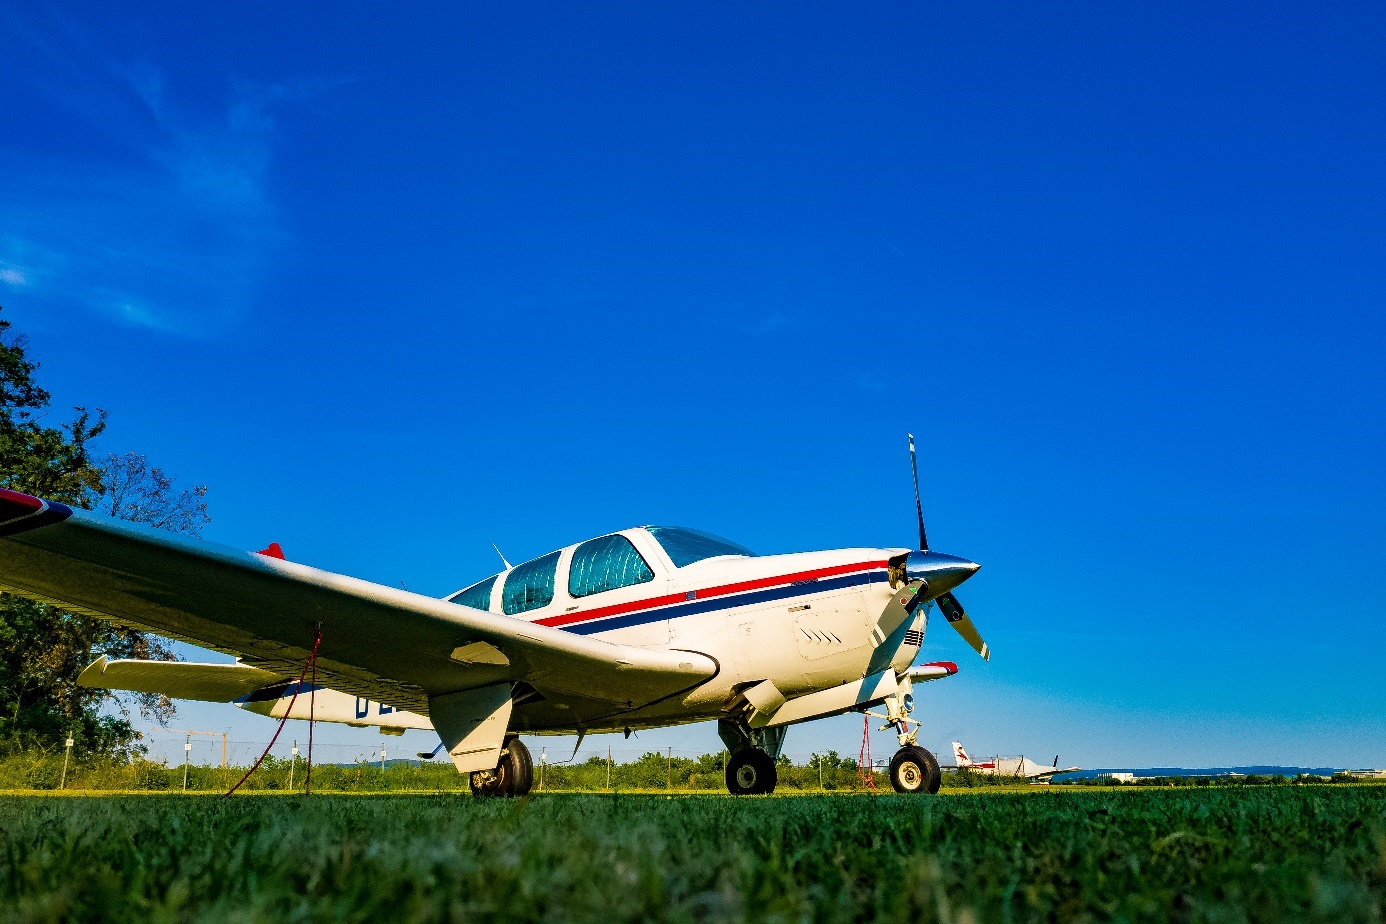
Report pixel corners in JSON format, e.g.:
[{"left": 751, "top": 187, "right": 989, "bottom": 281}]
[{"left": 565, "top": 570, "right": 887, "bottom": 636}]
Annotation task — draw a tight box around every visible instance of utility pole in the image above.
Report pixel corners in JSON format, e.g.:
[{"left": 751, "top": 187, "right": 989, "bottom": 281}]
[
  {"left": 606, "top": 746, "right": 612, "bottom": 789},
  {"left": 289, "top": 741, "right": 298, "bottom": 791},
  {"left": 381, "top": 743, "right": 386, "bottom": 772},
  {"left": 60, "top": 735, "right": 74, "bottom": 790},
  {"left": 221, "top": 733, "right": 227, "bottom": 770},
  {"left": 818, "top": 758, "right": 823, "bottom": 791},
  {"left": 182, "top": 735, "right": 191, "bottom": 791},
  {"left": 667, "top": 747, "right": 672, "bottom": 790},
  {"left": 540, "top": 747, "right": 546, "bottom": 791}
]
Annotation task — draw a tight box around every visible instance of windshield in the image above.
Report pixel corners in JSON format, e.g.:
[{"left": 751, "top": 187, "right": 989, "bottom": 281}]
[
  {"left": 646, "top": 526, "right": 756, "bottom": 568},
  {"left": 448, "top": 574, "right": 497, "bottom": 611}
]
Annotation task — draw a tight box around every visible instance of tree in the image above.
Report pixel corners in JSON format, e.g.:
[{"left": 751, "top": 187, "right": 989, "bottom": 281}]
[
  {"left": 0, "top": 319, "right": 105, "bottom": 504},
  {"left": 0, "top": 308, "right": 209, "bottom": 757},
  {"left": 97, "top": 452, "right": 210, "bottom": 536}
]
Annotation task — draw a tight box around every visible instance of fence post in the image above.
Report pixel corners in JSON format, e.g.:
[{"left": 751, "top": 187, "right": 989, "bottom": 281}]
[
  {"left": 61, "top": 735, "right": 73, "bottom": 790},
  {"left": 221, "top": 733, "right": 227, "bottom": 770},
  {"left": 182, "top": 735, "right": 191, "bottom": 791},
  {"left": 607, "top": 746, "right": 611, "bottom": 790},
  {"left": 818, "top": 758, "right": 823, "bottom": 791},
  {"left": 667, "top": 747, "right": 672, "bottom": 790},
  {"left": 541, "top": 747, "right": 546, "bottom": 791},
  {"left": 290, "top": 741, "right": 298, "bottom": 791}
]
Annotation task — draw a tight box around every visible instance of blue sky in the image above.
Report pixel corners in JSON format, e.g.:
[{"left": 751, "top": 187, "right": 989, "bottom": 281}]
[{"left": 2, "top": 2, "right": 1383, "bottom": 770}]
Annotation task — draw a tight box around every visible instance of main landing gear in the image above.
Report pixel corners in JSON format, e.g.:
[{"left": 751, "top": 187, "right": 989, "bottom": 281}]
[
  {"left": 726, "top": 748, "right": 777, "bottom": 795},
  {"left": 469, "top": 736, "right": 534, "bottom": 797},
  {"left": 719, "top": 718, "right": 785, "bottom": 795}
]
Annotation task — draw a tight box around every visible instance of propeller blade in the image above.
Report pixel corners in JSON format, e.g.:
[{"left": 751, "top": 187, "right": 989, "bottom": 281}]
[
  {"left": 936, "top": 592, "right": 990, "bottom": 661},
  {"left": 908, "top": 433, "right": 928, "bottom": 552}
]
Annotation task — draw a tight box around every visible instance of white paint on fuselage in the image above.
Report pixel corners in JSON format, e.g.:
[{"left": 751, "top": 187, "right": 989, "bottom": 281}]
[
  {"left": 475, "top": 531, "right": 926, "bottom": 733},
  {"left": 241, "top": 531, "right": 936, "bottom": 737}
]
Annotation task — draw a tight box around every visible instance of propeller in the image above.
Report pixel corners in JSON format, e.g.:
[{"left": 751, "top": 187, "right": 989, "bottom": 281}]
[
  {"left": 909, "top": 433, "right": 928, "bottom": 551},
  {"left": 904, "top": 433, "right": 991, "bottom": 661}
]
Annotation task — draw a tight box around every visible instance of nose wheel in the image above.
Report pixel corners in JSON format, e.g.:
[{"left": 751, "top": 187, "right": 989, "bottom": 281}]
[
  {"left": 725, "top": 748, "right": 777, "bottom": 795},
  {"left": 889, "top": 745, "right": 941, "bottom": 794}
]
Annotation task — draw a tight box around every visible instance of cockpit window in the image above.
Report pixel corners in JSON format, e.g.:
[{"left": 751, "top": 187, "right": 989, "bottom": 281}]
[
  {"left": 448, "top": 574, "right": 497, "bottom": 612},
  {"left": 646, "top": 526, "right": 755, "bottom": 568},
  {"left": 569, "top": 534, "right": 655, "bottom": 598},
  {"left": 501, "top": 550, "right": 561, "bottom": 615}
]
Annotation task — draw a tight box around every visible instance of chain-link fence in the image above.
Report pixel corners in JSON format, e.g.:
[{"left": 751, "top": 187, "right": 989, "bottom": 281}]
[
  {"left": 29, "top": 729, "right": 894, "bottom": 793},
  {"left": 139, "top": 733, "right": 411, "bottom": 770},
  {"left": 136, "top": 732, "right": 883, "bottom": 774}
]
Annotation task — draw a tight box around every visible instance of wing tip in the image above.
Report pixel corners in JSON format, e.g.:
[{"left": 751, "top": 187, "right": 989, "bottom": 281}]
[
  {"left": 0, "top": 488, "right": 73, "bottom": 535},
  {"left": 76, "top": 654, "right": 110, "bottom": 688}
]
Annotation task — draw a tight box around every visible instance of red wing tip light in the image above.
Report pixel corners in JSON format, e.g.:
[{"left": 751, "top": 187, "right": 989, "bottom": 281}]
[
  {"left": 0, "top": 489, "right": 43, "bottom": 522},
  {"left": 256, "top": 542, "right": 286, "bottom": 560},
  {"left": 0, "top": 488, "right": 73, "bottom": 535}
]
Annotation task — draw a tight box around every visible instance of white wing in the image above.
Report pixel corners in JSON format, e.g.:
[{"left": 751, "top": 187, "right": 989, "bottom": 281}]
[{"left": 0, "top": 490, "right": 716, "bottom": 719}]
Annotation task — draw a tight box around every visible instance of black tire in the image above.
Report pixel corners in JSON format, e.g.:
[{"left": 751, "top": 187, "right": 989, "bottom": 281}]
[
  {"left": 890, "top": 746, "right": 942, "bottom": 794},
  {"left": 498, "top": 736, "right": 533, "bottom": 796},
  {"left": 470, "top": 737, "right": 533, "bottom": 797},
  {"left": 725, "top": 749, "right": 778, "bottom": 795}
]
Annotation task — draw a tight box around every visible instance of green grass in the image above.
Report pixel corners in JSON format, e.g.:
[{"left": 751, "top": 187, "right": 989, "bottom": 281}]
[{"left": 1, "top": 787, "right": 1383, "bottom": 923}]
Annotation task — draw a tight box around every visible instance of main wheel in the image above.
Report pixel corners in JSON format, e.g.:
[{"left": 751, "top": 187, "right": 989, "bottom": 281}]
[
  {"left": 470, "top": 737, "right": 533, "bottom": 797},
  {"left": 890, "top": 746, "right": 941, "bottom": 794},
  {"left": 725, "top": 749, "right": 778, "bottom": 795}
]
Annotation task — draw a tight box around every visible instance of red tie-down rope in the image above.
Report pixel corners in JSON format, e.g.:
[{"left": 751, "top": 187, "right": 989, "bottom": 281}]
[
  {"left": 224, "top": 626, "right": 322, "bottom": 797},
  {"left": 858, "top": 713, "right": 877, "bottom": 791},
  {"left": 306, "top": 628, "right": 319, "bottom": 795}
]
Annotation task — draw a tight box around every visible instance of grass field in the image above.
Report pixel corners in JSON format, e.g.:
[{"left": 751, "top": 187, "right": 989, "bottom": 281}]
[{"left": 2, "top": 787, "right": 1383, "bottom": 923}]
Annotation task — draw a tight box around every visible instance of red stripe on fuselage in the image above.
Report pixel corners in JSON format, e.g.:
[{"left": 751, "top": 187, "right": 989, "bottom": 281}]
[{"left": 535, "top": 559, "right": 891, "bottom": 629}]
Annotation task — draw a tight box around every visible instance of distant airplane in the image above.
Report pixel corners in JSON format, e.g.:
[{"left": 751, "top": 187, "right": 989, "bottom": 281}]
[
  {"left": 2, "top": 436, "right": 991, "bottom": 798},
  {"left": 951, "top": 742, "right": 1081, "bottom": 781}
]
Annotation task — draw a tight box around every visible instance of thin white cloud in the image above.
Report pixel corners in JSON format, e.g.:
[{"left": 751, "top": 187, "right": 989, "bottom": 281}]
[
  {"left": 0, "top": 12, "right": 333, "bottom": 336},
  {"left": 746, "top": 313, "right": 791, "bottom": 335}
]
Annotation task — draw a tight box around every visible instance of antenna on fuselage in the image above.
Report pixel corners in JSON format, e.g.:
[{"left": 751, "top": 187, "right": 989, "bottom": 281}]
[{"left": 492, "top": 544, "right": 512, "bottom": 570}]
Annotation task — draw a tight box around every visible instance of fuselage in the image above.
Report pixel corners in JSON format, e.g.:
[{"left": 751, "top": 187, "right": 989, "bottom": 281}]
[
  {"left": 243, "top": 526, "right": 940, "bottom": 736},
  {"left": 445, "top": 527, "right": 920, "bottom": 734}
]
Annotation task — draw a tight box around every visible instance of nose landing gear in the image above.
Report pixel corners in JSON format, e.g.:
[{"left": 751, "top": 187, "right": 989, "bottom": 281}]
[
  {"left": 889, "top": 745, "right": 941, "bottom": 794},
  {"left": 861, "top": 684, "right": 942, "bottom": 794}
]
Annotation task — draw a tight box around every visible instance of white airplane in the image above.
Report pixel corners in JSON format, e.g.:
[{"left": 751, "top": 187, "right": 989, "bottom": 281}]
[
  {"left": 950, "top": 741, "right": 1081, "bottom": 781},
  {"left": 1, "top": 437, "right": 990, "bottom": 796}
]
